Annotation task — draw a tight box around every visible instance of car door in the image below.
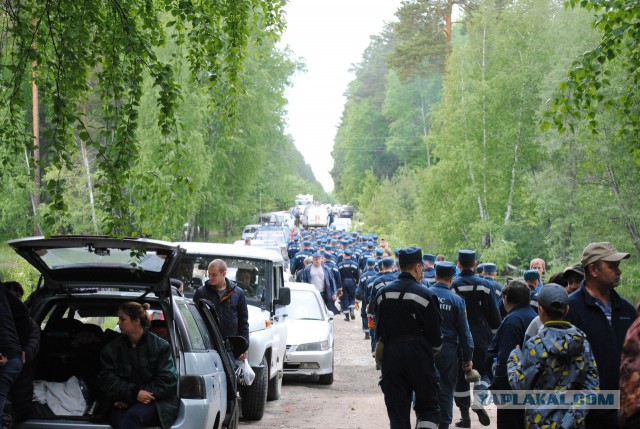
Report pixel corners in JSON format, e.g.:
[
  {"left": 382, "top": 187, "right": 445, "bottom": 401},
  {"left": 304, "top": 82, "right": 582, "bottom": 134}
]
[{"left": 270, "top": 265, "right": 289, "bottom": 376}]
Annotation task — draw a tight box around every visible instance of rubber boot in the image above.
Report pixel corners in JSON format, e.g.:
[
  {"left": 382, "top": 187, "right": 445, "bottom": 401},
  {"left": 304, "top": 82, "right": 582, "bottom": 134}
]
[
  {"left": 344, "top": 313, "right": 350, "bottom": 321},
  {"left": 364, "top": 332, "right": 370, "bottom": 340},
  {"left": 438, "top": 424, "right": 449, "bottom": 429},
  {"left": 472, "top": 393, "right": 490, "bottom": 426},
  {"left": 454, "top": 408, "right": 471, "bottom": 428}
]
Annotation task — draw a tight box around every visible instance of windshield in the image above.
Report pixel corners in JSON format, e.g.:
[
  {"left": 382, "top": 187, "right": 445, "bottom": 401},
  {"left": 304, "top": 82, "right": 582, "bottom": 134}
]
[
  {"left": 36, "top": 246, "right": 168, "bottom": 272},
  {"left": 254, "top": 230, "right": 285, "bottom": 245},
  {"left": 287, "top": 290, "right": 324, "bottom": 320},
  {"left": 173, "top": 255, "right": 271, "bottom": 308}
]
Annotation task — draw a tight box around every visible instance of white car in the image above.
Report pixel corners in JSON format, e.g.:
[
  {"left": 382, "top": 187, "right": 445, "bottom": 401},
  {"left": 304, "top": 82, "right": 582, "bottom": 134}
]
[
  {"left": 283, "top": 282, "right": 334, "bottom": 384},
  {"left": 332, "top": 217, "right": 352, "bottom": 231}
]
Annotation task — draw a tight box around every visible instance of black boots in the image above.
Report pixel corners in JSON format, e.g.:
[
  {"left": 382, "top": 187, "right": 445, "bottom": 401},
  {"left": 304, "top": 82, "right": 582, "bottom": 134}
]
[{"left": 454, "top": 408, "right": 471, "bottom": 428}]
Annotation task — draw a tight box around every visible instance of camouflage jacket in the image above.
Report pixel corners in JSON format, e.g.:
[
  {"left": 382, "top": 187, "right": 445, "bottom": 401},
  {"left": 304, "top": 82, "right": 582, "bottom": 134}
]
[{"left": 507, "top": 320, "right": 599, "bottom": 429}]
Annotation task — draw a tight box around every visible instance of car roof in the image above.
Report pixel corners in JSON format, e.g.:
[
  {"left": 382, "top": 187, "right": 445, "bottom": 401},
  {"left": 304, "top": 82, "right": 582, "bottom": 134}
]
[{"left": 176, "top": 242, "right": 284, "bottom": 263}]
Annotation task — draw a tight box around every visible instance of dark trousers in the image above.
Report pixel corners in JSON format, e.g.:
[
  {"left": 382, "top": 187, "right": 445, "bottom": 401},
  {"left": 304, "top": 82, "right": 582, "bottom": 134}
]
[
  {"left": 109, "top": 402, "right": 160, "bottom": 429},
  {"left": 455, "top": 324, "right": 490, "bottom": 411},
  {"left": 380, "top": 338, "right": 439, "bottom": 429},
  {"left": 339, "top": 279, "right": 356, "bottom": 312},
  {"left": 435, "top": 342, "right": 458, "bottom": 424}
]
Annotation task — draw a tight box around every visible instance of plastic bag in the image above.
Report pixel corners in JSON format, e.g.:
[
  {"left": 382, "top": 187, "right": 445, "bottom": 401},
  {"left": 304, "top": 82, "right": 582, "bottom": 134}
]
[{"left": 236, "top": 359, "right": 255, "bottom": 386}]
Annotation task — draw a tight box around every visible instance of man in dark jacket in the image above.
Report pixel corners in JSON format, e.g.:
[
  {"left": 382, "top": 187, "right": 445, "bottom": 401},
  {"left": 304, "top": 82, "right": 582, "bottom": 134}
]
[
  {"left": 300, "top": 253, "right": 338, "bottom": 313},
  {"left": 486, "top": 279, "right": 537, "bottom": 429},
  {"left": 565, "top": 242, "right": 635, "bottom": 429},
  {"left": 0, "top": 285, "right": 30, "bottom": 422},
  {"left": 375, "top": 247, "right": 442, "bottom": 429},
  {"left": 193, "top": 260, "right": 249, "bottom": 352}
]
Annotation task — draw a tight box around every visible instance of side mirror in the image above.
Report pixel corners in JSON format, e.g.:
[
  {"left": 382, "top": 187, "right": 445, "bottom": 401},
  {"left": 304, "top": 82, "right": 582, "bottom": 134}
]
[
  {"left": 276, "top": 287, "right": 291, "bottom": 306},
  {"left": 226, "top": 336, "right": 249, "bottom": 359}
]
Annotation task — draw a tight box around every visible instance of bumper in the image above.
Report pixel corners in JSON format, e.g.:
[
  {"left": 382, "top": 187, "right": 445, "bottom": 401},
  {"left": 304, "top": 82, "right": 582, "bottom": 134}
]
[{"left": 282, "top": 349, "right": 333, "bottom": 376}]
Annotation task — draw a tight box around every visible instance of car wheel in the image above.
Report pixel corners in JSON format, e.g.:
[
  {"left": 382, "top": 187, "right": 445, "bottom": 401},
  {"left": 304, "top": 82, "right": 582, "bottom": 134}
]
[
  {"left": 318, "top": 371, "right": 333, "bottom": 385},
  {"left": 240, "top": 356, "right": 268, "bottom": 421},
  {"left": 267, "top": 369, "right": 282, "bottom": 401}
]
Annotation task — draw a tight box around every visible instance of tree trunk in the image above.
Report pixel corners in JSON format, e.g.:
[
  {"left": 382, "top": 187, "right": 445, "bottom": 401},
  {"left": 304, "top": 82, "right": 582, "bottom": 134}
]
[
  {"left": 606, "top": 164, "right": 640, "bottom": 254},
  {"left": 480, "top": 21, "right": 491, "bottom": 247},
  {"left": 32, "top": 18, "right": 41, "bottom": 235},
  {"left": 81, "top": 104, "right": 99, "bottom": 234},
  {"left": 505, "top": 108, "right": 521, "bottom": 224}
]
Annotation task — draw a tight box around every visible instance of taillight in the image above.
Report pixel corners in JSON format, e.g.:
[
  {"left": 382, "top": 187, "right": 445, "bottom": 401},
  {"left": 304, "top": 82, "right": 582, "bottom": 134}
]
[{"left": 179, "top": 375, "right": 207, "bottom": 399}]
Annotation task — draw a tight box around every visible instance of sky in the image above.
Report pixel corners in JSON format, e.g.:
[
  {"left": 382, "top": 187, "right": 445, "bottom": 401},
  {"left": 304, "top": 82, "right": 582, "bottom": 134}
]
[{"left": 280, "top": 0, "right": 403, "bottom": 194}]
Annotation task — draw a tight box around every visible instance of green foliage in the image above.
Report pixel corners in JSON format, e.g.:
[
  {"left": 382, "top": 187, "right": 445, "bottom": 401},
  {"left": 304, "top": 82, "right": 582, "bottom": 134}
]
[{"left": 0, "top": 0, "right": 287, "bottom": 236}]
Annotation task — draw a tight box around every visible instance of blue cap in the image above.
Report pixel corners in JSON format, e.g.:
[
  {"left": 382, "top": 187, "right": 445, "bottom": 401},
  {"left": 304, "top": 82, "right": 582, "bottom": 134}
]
[
  {"left": 458, "top": 250, "right": 476, "bottom": 265},
  {"left": 394, "top": 248, "right": 400, "bottom": 256},
  {"left": 422, "top": 253, "right": 436, "bottom": 263},
  {"left": 399, "top": 247, "right": 422, "bottom": 265},
  {"left": 375, "top": 248, "right": 384, "bottom": 256},
  {"left": 436, "top": 261, "right": 456, "bottom": 278},
  {"left": 483, "top": 263, "right": 497, "bottom": 274},
  {"left": 476, "top": 263, "right": 485, "bottom": 273},
  {"left": 344, "top": 249, "right": 353, "bottom": 256},
  {"left": 350, "top": 232, "right": 358, "bottom": 237},
  {"left": 312, "top": 252, "right": 322, "bottom": 258},
  {"left": 366, "top": 258, "right": 376, "bottom": 266},
  {"left": 325, "top": 245, "right": 333, "bottom": 251},
  {"left": 524, "top": 270, "right": 540, "bottom": 281},
  {"left": 382, "top": 257, "right": 395, "bottom": 268},
  {"left": 302, "top": 241, "right": 311, "bottom": 247},
  {"left": 322, "top": 251, "right": 333, "bottom": 259},
  {"left": 366, "top": 242, "right": 374, "bottom": 249},
  {"left": 373, "top": 234, "right": 379, "bottom": 240}
]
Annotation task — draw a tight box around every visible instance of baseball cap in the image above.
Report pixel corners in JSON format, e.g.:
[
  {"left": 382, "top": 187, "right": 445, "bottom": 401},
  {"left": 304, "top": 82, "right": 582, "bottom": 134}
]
[
  {"left": 536, "top": 283, "right": 569, "bottom": 314},
  {"left": 581, "top": 242, "right": 630, "bottom": 267},
  {"left": 563, "top": 263, "right": 584, "bottom": 278}
]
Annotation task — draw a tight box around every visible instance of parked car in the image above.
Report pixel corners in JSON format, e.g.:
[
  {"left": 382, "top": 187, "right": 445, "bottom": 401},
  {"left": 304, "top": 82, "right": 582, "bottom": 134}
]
[
  {"left": 283, "top": 282, "right": 334, "bottom": 384},
  {"left": 8, "top": 236, "right": 244, "bottom": 429},
  {"left": 242, "top": 224, "right": 261, "bottom": 241},
  {"left": 173, "top": 242, "right": 291, "bottom": 421},
  {"left": 332, "top": 217, "right": 352, "bottom": 231},
  {"left": 338, "top": 205, "right": 354, "bottom": 218},
  {"left": 252, "top": 226, "right": 289, "bottom": 261}
]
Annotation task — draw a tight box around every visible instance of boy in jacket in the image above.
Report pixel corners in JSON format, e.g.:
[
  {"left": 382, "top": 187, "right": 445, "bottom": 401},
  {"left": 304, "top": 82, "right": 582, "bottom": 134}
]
[{"left": 508, "top": 284, "right": 599, "bottom": 429}]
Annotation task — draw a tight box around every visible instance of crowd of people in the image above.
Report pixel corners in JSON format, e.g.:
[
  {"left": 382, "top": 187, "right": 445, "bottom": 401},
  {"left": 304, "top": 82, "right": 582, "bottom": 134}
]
[{"left": 287, "top": 228, "right": 640, "bottom": 429}]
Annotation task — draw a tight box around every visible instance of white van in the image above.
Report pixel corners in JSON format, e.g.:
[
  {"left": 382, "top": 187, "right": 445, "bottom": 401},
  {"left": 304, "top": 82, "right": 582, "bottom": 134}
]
[{"left": 302, "top": 205, "right": 329, "bottom": 228}]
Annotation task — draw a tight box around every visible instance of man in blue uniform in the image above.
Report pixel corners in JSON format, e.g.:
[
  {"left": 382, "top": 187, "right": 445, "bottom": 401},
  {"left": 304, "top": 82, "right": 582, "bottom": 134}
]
[
  {"left": 367, "top": 258, "right": 398, "bottom": 360},
  {"left": 452, "top": 250, "right": 500, "bottom": 428},
  {"left": 523, "top": 269, "right": 540, "bottom": 313},
  {"left": 422, "top": 253, "right": 437, "bottom": 286},
  {"left": 338, "top": 249, "right": 359, "bottom": 321},
  {"left": 375, "top": 247, "right": 443, "bottom": 429},
  {"left": 287, "top": 236, "right": 300, "bottom": 261},
  {"left": 430, "top": 262, "right": 474, "bottom": 429},
  {"left": 357, "top": 258, "right": 378, "bottom": 340},
  {"left": 482, "top": 263, "right": 503, "bottom": 311},
  {"left": 291, "top": 241, "right": 312, "bottom": 275}
]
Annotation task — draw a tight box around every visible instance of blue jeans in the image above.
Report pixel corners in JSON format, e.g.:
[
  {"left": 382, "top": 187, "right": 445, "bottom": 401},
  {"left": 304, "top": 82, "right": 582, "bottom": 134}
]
[
  {"left": 109, "top": 402, "right": 160, "bottom": 429},
  {"left": 0, "top": 355, "right": 23, "bottom": 414}
]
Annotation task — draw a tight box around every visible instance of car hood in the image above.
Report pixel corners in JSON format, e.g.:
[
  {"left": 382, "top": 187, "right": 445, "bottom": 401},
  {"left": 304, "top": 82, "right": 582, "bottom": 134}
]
[
  {"left": 8, "top": 236, "right": 183, "bottom": 296},
  {"left": 286, "top": 319, "right": 331, "bottom": 346},
  {"left": 248, "top": 305, "right": 270, "bottom": 332}
]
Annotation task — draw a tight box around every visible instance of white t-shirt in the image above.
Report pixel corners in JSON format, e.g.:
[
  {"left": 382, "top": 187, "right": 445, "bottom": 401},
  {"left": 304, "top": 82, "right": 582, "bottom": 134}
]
[{"left": 310, "top": 265, "right": 325, "bottom": 293}]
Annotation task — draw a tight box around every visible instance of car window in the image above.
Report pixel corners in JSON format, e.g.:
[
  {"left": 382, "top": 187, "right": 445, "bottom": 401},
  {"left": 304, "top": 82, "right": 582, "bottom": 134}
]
[
  {"left": 35, "top": 246, "right": 169, "bottom": 272},
  {"left": 177, "top": 301, "right": 209, "bottom": 351},
  {"left": 175, "top": 255, "right": 271, "bottom": 308},
  {"left": 288, "top": 290, "right": 324, "bottom": 320}
]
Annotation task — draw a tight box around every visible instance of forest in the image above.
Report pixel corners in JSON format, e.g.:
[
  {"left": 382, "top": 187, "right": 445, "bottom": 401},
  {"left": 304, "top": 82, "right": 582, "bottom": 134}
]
[
  {"left": 0, "top": 0, "right": 639, "bottom": 298},
  {"left": 330, "top": 0, "right": 640, "bottom": 298}
]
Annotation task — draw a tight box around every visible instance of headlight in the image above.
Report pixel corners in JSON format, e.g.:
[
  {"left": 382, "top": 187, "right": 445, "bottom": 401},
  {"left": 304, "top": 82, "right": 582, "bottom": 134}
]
[{"left": 296, "top": 340, "right": 329, "bottom": 351}]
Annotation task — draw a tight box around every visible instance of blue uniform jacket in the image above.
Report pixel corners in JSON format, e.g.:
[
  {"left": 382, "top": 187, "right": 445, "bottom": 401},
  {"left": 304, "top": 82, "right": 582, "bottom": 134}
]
[
  {"left": 486, "top": 303, "right": 536, "bottom": 390},
  {"left": 422, "top": 267, "right": 436, "bottom": 287},
  {"left": 337, "top": 259, "right": 359, "bottom": 287},
  {"left": 290, "top": 249, "right": 312, "bottom": 273},
  {"left": 357, "top": 268, "right": 378, "bottom": 305},
  {"left": 452, "top": 269, "right": 502, "bottom": 333},
  {"left": 565, "top": 282, "right": 637, "bottom": 391},
  {"left": 323, "top": 260, "right": 342, "bottom": 289},
  {"left": 374, "top": 272, "right": 443, "bottom": 351},
  {"left": 367, "top": 271, "right": 400, "bottom": 317},
  {"left": 430, "top": 282, "right": 474, "bottom": 362}
]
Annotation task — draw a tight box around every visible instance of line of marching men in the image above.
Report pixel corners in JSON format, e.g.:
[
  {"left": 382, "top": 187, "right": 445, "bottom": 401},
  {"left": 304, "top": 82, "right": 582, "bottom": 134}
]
[{"left": 289, "top": 232, "right": 639, "bottom": 429}]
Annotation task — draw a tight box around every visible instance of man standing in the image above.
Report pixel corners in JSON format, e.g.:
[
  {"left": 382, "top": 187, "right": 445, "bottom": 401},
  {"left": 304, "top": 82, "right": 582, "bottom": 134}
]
[
  {"left": 529, "top": 258, "right": 546, "bottom": 292},
  {"left": 422, "top": 253, "right": 437, "bottom": 286},
  {"left": 565, "top": 242, "right": 635, "bottom": 429},
  {"left": 430, "top": 262, "right": 474, "bottom": 429},
  {"left": 357, "top": 258, "right": 378, "bottom": 340},
  {"left": 523, "top": 270, "right": 541, "bottom": 313},
  {"left": 300, "top": 253, "right": 338, "bottom": 312},
  {"left": 193, "top": 260, "right": 249, "bottom": 350},
  {"left": 482, "top": 263, "right": 503, "bottom": 310},
  {"left": 291, "top": 240, "right": 312, "bottom": 276},
  {"left": 338, "top": 249, "right": 359, "bottom": 321},
  {"left": 452, "top": 250, "right": 500, "bottom": 428},
  {"left": 367, "top": 258, "right": 400, "bottom": 364},
  {"left": 375, "top": 247, "right": 442, "bottom": 429}
]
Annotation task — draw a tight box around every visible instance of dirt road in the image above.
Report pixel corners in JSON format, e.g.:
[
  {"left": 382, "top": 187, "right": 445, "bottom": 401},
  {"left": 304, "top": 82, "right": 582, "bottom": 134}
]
[{"left": 240, "top": 313, "right": 496, "bottom": 428}]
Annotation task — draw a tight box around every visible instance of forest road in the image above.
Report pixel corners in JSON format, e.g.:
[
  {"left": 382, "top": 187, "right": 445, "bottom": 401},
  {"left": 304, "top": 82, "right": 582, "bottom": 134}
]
[{"left": 239, "top": 308, "right": 496, "bottom": 428}]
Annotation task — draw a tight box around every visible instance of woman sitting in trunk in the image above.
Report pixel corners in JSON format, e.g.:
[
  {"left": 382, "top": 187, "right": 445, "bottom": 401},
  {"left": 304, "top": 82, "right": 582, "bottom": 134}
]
[{"left": 98, "top": 302, "right": 178, "bottom": 429}]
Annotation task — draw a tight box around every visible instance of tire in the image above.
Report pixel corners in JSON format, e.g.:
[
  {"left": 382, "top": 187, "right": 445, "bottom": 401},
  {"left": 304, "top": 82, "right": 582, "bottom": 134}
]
[
  {"left": 318, "top": 356, "right": 334, "bottom": 385},
  {"left": 240, "top": 356, "right": 268, "bottom": 421},
  {"left": 267, "top": 369, "right": 282, "bottom": 401},
  {"left": 318, "top": 371, "right": 333, "bottom": 385}
]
